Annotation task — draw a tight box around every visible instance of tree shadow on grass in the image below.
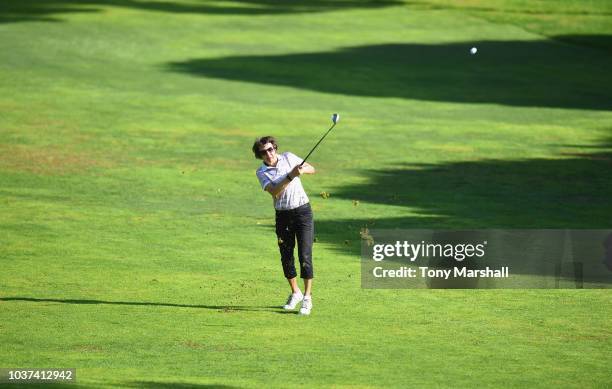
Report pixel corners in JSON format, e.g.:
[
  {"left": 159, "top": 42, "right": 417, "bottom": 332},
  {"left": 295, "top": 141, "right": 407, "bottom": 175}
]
[
  {"left": 552, "top": 34, "right": 612, "bottom": 53},
  {"left": 342, "top": 157, "right": 610, "bottom": 228},
  {"left": 311, "top": 134, "right": 612, "bottom": 254},
  {"left": 0, "top": 0, "right": 403, "bottom": 23},
  {"left": 0, "top": 297, "right": 290, "bottom": 314},
  {"left": 307, "top": 136, "right": 612, "bottom": 286},
  {"left": 319, "top": 135, "right": 612, "bottom": 232},
  {"left": 168, "top": 38, "right": 612, "bottom": 111},
  {"left": 5, "top": 0, "right": 610, "bottom": 24}
]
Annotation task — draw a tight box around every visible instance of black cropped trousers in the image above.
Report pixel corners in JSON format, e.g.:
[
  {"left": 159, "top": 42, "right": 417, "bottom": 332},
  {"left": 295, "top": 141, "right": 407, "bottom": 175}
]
[{"left": 275, "top": 203, "right": 314, "bottom": 279}]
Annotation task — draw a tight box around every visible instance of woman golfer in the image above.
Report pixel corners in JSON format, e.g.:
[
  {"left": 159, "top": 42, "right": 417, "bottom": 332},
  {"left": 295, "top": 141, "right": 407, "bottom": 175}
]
[{"left": 253, "top": 136, "right": 315, "bottom": 315}]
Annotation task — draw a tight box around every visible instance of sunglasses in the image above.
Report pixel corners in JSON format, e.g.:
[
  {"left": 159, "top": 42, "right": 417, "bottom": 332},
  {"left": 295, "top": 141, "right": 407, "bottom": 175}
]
[{"left": 258, "top": 146, "right": 276, "bottom": 156}]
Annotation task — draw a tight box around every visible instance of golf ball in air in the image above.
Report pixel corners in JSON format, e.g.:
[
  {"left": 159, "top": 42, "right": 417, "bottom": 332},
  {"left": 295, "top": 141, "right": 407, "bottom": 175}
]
[{"left": 470, "top": 47, "right": 478, "bottom": 55}]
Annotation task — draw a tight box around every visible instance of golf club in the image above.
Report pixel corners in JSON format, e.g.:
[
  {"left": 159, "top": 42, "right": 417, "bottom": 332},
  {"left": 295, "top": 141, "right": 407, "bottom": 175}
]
[{"left": 300, "top": 113, "right": 340, "bottom": 167}]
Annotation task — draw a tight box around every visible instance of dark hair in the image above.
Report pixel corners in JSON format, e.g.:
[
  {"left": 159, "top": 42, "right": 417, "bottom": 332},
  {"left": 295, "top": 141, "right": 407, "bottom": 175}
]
[{"left": 252, "top": 136, "right": 278, "bottom": 159}]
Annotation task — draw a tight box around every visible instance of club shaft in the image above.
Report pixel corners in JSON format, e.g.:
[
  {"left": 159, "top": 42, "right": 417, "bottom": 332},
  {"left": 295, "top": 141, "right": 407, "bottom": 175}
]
[{"left": 300, "top": 122, "right": 337, "bottom": 167}]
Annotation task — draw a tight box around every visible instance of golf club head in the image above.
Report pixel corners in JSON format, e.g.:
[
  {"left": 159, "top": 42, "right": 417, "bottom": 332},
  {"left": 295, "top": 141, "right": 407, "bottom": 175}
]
[{"left": 332, "top": 113, "right": 340, "bottom": 124}]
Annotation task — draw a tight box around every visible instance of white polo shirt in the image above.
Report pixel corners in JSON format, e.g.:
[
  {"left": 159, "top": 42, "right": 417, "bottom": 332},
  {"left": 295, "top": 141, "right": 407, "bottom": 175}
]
[{"left": 256, "top": 152, "right": 310, "bottom": 210}]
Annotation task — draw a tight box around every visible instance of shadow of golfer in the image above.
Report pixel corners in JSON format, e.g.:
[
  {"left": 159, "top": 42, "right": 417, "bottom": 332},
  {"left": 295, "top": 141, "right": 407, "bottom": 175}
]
[{"left": 0, "top": 297, "right": 291, "bottom": 314}]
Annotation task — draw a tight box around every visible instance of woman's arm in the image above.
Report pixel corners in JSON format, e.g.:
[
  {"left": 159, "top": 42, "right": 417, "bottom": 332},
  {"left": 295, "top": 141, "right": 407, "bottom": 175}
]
[{"left": 264, "top": 163, "right": 316, "bottom": 199}]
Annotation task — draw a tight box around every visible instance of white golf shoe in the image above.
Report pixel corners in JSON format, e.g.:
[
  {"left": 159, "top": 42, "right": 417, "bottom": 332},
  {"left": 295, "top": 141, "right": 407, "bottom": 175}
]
[
  {"left": 283, "top": 291, "right": 304, "bottom": 310},
  {"left": 299, "top": 296, "right": 312, "bottom": 315}
]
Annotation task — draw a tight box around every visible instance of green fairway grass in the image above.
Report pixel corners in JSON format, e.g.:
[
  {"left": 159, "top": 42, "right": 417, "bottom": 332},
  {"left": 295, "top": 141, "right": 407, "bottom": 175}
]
[{"left": 1, "top": 0, "right": 611, "bottom": 387}]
